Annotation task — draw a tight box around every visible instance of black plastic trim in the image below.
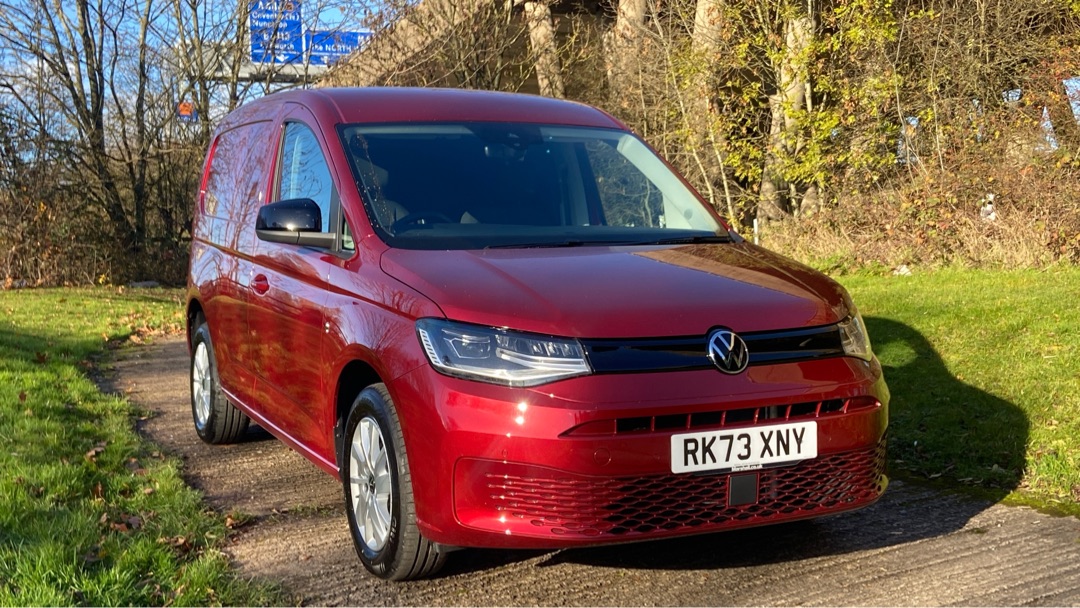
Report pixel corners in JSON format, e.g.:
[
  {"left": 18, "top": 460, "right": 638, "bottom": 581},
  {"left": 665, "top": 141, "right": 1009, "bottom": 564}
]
[{"left": 582, "top": 324, "right": 844, "bottom": 374}]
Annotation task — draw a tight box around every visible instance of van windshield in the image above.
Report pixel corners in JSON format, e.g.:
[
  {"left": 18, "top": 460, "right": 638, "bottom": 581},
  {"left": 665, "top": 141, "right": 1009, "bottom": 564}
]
[{"left": 340, "top": 123, "right": 728, "bottom": 250}]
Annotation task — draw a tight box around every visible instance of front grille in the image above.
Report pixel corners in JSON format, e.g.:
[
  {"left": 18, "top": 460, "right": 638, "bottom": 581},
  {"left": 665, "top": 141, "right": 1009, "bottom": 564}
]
[
  {"left": 481, "top": 437, "right": 886, "bottom": 538},
  {"left": 581, "top": 324, "right": 844, "bottom": 373},
  {"left": 564, "top": 396, "right": 879, "bottom": 437}
]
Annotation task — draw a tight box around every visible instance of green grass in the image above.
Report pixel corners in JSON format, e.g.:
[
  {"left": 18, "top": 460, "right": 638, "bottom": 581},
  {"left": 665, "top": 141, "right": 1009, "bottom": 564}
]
[
  {"left": 1, "top": 271, "right": 1077, "bottom": 603},
  {"left": 843, "top": 267, "right": 1080, "bottom": 515},
  {"left": 0, "top": 287, "right": 281, "bottom": 606}
]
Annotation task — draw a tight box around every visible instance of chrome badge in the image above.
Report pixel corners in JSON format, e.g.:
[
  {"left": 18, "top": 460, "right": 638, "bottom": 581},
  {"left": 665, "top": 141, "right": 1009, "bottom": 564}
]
[{"left": 706, "top": 328, "right": 749, "bottom": 374}]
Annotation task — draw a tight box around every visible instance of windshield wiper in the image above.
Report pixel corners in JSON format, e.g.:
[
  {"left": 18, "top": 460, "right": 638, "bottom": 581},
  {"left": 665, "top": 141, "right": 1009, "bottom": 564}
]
[
  {"left": 626, "top": 234, "right": 731, "bottom": 246},
  {"left": 484, "top": 240, "right": 592, "bottom": 249},
  {"left": 484, "top": 234, "right": 732, "bottom": 249}
]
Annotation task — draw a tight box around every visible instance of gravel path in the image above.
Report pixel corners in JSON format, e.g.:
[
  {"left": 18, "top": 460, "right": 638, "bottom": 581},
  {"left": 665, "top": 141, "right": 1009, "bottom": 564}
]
[{"left": 109, "top": 337, "right": 1080, "bottom": 606}]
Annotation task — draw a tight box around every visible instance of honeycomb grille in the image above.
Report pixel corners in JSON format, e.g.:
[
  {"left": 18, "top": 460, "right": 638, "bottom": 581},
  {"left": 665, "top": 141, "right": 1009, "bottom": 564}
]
[
  {"left": 563, "top": 396, "right": 880, "bottom": 437},
  {"left": 483, "top": 437, "right": 886, "bottom": 538}
]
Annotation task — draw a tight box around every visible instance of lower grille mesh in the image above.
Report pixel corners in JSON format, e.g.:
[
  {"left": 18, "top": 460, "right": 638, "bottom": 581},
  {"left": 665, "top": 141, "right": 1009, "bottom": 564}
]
[{"left": 482, "top": 437, "right": 886, "bottom": 538}]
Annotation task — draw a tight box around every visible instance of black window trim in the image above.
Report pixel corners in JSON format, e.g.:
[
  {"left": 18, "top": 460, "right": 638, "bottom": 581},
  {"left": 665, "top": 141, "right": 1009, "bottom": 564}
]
[{"left": 273, "top": 118, "right": 352, "bottom": 257}]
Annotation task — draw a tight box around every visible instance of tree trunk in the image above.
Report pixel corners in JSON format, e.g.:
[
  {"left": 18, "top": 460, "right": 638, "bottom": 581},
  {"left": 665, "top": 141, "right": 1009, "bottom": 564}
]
[
  {"left": 692, "top": 0, "right": 722, "bottom": 55},
  {"left": 688, "top": 0, "right": 740, "bottom": 223},
  {"left": 606, "top": 0, "right": 646, "bottom": 100},
  {"left": 759, "top": 93, "right": 789, "bottom": 221},
  {"left": 522, "top": 1, "right": 564, "bottom": 98},
  {"left": 758, "top": 13, "right": 813, "bottom": 222}
]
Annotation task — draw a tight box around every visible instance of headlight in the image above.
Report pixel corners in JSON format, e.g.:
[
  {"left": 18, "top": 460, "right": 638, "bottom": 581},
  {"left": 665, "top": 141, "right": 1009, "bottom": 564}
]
[
  {"left": 838, "top": 308, "right": 873, "bottom": 361},
  {"left": 416, "top": 319, "right": 591, "bottom": 387}
]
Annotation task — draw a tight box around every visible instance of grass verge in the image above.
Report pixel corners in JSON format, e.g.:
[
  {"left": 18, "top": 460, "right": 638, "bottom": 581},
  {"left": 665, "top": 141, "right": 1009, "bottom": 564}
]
[
  {"left": 0, "top": 287, "right": 281, "bottom": 605},
  {"left": 843, "top": 267, "right": 1080, "bottom": 515},
  {"left": 1, "top": 270, "right": 1076, "bottom": 603}
]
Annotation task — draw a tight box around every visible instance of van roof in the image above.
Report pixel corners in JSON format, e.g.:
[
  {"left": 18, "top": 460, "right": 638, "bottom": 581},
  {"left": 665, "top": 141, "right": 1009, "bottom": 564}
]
[{"left": 225, "top": 87, "right": 626, "bottom": 130}]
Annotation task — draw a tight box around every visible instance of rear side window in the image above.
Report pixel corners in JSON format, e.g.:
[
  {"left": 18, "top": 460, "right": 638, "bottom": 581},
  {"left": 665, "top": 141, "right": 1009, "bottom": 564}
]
[
  {"left": 278, "top": 122, "right": 334, "bottom": 233},
  {"left": 202, "top": 120, "right": 274, "bottom": 252},
  {"left": 204, "top": 121, "right": 274, "bottom": 218}
]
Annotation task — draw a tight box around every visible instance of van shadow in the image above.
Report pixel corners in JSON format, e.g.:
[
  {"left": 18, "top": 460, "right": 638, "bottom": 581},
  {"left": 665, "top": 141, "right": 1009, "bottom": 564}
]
[{"left": 441, "top": 316, "right": 1029, "bottom": 575}]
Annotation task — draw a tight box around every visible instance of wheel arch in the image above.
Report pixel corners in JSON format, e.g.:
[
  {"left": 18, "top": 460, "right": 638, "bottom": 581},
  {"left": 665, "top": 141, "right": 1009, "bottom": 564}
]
[
  {"left": 334, "top": 359, "right": 383, "bottom": 478},
  {"left": 186, "top": 298, "right": 205, "bottom": 348}
]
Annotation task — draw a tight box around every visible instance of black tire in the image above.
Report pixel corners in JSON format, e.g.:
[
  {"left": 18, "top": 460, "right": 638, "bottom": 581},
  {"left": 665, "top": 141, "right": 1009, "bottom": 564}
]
[
  {"left": 190, "top": 314, "right": 250, "bottom": 444},
  {"left": 341, "top": 384, "right": 445, "bottom": 580}
]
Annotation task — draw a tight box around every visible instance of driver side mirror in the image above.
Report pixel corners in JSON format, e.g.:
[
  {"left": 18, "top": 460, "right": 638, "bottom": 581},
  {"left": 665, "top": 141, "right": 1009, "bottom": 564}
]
[{"left": 255, "top": 198, "right": 335, "bottom": 248}]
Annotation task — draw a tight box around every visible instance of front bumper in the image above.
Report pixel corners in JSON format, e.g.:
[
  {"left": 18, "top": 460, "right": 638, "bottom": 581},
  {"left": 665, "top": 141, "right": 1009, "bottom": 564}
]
[{"left": 389, "top": 356, "right": 889, "bottom": 549}]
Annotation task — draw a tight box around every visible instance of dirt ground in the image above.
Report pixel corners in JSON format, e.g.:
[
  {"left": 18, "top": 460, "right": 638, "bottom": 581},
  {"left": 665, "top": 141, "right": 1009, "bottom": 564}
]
[{"left": 109, "top": 337, "right": 1080, "bottom": 606}]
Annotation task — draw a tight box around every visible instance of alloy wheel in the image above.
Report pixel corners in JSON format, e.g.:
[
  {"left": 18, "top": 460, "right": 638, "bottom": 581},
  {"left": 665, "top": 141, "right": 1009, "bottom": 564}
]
[
  {"left": 192, "top": 342, "right": 211, "bottom": 427},
  {"left": 350, "top": 416, "right": 393, "bottom": 551}
]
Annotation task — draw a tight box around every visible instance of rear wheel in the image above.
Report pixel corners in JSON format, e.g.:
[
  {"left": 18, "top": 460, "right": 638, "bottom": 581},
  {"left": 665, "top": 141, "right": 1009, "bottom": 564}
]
[
  {"left": 342, "top": 384, "right": 445, "bottom": 580},
  {"left": 190, "top": 315, "right": 250, "bottom": 444}
]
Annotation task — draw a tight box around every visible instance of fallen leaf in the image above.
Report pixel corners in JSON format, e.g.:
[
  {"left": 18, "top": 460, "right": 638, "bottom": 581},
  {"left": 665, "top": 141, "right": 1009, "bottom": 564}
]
[
  {"left": 85, "top": 442, "right": 107, "bottom": 462},
  {"left": 125, "top": 458, "right": 147, "bottom": 475},
  {"left": 142, "top": 487, "right": 155, "bottom": 496},
  {"left": 91, "top": 483, "right": 104, "bottom": 500},
  {"left": 34, "top": 352, "right": 47, "bottom": 364},
  {"left": 223, "top": 513, "right": 252, "bottom": 530},
  {"left": 18, "top": 391, "right": 26, "bottom": 403},
  {"left": 159, "top": 536, "right": 193, "bottom": 555}
]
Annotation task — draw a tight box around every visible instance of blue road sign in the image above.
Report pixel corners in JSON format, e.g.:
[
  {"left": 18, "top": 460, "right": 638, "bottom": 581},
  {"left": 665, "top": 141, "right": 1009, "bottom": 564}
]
[
  {"left": 250, "top": 0, "right": 304, "bottom": 64},
  {"left": 305, "top": 30, "right": 371, "bottom": 66}
]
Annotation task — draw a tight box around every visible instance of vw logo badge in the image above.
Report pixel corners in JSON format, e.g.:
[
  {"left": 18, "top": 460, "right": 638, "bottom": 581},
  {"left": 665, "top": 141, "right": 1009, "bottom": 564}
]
[{"left": 706, "top": 328, "right": 749, "bottom": 375}]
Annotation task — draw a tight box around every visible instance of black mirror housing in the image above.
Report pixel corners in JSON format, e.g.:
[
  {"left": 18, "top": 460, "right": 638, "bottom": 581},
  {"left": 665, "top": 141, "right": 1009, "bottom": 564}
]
[
  {"left": 256, "top": 198, "right": 335, "bottom": 248},
  {"left": 257, "top": 198, "right": 322, "bottom": 231}
]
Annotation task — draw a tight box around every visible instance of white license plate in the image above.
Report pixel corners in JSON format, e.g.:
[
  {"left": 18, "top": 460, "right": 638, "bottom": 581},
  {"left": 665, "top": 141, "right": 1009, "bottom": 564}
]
[{"left": 670, "top": 421, "right": 817, "bottom": 474}]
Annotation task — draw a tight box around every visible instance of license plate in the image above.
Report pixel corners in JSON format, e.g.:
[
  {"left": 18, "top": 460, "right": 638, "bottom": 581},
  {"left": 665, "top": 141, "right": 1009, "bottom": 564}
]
[{"left": 670, "top": 421, "right": 817, "bottom": 474}]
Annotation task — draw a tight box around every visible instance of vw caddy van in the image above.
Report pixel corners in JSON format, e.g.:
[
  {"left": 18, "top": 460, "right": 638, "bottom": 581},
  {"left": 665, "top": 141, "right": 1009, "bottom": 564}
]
[{"left": 186, "top": 87, "right": 888, "bottom": 580}]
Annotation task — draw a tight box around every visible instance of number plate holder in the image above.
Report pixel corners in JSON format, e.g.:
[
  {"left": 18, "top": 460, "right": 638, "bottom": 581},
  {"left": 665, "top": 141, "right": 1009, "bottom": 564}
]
[{"left": 670, "top": 421, "right": 817, "bottom": 474}]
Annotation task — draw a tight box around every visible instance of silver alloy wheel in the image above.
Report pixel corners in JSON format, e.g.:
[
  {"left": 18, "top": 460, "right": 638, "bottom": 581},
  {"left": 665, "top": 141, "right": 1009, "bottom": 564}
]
[
  {"left": 192, "top": 341, "right": 212, "bottom": 427},
  {"left": 350, "top": 416, "right": 393, "bottom": 551}
]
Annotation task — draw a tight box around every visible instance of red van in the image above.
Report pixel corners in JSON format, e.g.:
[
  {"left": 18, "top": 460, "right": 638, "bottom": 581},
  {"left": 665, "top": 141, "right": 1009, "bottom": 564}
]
[{"left": 186, "top": 88, "right": 888, "bottom": 580}]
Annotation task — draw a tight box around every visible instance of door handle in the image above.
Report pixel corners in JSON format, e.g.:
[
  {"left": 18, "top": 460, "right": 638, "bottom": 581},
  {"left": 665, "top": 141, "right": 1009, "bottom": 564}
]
[{"left": 252, "top": 274, "right": 269, "bottom": 295}]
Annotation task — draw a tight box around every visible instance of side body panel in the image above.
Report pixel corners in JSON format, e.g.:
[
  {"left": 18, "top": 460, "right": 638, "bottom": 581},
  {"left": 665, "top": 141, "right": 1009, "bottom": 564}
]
[
  {"left": 247, "top": 103, "right": 344, "bottom": 466},
  {"left": 188, "top": 118, "right": 278, "bottom": 407}
]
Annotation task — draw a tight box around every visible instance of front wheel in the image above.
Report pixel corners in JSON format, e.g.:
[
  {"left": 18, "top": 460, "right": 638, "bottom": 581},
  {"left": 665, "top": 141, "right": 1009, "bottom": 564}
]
[{"left": 342, "top": 384, "right": 445, "bottom": 580}]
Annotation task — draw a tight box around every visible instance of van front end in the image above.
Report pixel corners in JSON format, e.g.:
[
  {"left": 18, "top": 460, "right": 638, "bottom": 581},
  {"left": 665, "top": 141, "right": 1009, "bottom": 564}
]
[{"left": 388, "top": 335, "right": 888, "bottom": 550}]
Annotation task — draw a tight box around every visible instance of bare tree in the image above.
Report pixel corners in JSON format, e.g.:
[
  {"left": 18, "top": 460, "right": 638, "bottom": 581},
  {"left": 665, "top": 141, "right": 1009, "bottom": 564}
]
[
  {"left": 0, "top": 0, "right": 157, "bottom": 251},
  {"left": 324, "top": 0, "right": 517, "bottom": 89},
  {"left": 325, "top": 0, "right": 577, "bottom": 97}
]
